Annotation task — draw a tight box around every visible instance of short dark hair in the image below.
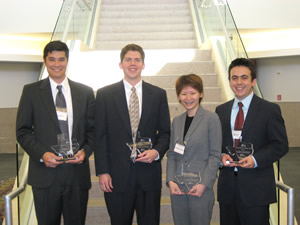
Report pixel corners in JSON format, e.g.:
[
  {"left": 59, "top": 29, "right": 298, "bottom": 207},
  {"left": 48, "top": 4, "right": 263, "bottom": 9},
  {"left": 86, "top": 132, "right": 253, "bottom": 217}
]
[
  {"left": 43, "top": 40, "right": 69, "bottom": 60},
  {"left": 228, "top": 58, "right": 256, "bottom": 81},
  {"left": 120, "top": 44, "right": 145, "bottom": 63},
  {"left": 175, "top": 74, "right": 204, "bottom": 103}
]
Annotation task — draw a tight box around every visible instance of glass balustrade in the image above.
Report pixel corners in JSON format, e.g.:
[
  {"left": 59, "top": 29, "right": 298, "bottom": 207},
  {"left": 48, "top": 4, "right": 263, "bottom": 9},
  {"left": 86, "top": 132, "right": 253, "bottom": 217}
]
[
  {"left": 51, "top": 0, "right": 98, "bottom": 45},
  {"left": 192, "top": 0, "right": 262, "bottom": 98}
]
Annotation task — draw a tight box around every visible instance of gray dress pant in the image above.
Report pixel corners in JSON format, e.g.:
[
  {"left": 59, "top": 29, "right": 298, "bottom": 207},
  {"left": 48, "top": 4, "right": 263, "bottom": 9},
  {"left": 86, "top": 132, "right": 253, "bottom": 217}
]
[{"left": 170, "top": 188, "right": 214, "bottom": 225}]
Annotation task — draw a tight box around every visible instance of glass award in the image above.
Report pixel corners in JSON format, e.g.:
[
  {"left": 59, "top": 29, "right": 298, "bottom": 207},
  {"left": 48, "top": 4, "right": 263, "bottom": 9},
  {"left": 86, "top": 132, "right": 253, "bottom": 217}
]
[
  {"left": 51, "top": 134, "right": 80, "bottom": 161},
  {"left": 175, "top": 163, "right": 201, "bottom": 193},
  {"left": 226, "top": 142, "right": 254, "bottom": 164},
  {"left": 126, "top": 137, "right": 152, "bottom": 162}
]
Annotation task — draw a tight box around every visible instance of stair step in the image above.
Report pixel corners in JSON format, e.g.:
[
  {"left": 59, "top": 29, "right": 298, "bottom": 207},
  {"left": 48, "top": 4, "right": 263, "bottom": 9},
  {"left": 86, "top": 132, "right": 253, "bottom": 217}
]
[
  {"left": 101, "top": 0, "right": 189, "bottom": 5},
  {"left": 98, "top": 24, "right": 194, "bottom": 33},
  {"left": 157, "top": 61, "right": 215, "bottom": 75},
  {"left": 101, "top": 3, "right": 189, "bottom": 11},
  {"left": 97, "top": 32, "right": 194, "bottom": 42},
  {"left": 99, "top": 17, "right": 192, "bottom": 26},
  {"left": 142, "top": 74, "right": 218, "bottom": 88},
  {"left": 95, "top": 40, "right": 196, "bottom": 50}
]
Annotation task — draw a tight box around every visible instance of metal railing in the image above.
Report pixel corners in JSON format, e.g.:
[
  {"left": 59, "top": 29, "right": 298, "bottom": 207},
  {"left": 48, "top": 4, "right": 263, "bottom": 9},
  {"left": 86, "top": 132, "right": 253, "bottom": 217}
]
[
  {"left": 276, "top": 181, "right": 295, "bottom": 225},
  {"left": 4, "top": 152, "right": 29, "bottom": 225},
  {"left": 4, "top": 182, "right": 27, "bottom": 225},
  {"left": 191, "top": 0, "right": 263, "bottom": 98}
]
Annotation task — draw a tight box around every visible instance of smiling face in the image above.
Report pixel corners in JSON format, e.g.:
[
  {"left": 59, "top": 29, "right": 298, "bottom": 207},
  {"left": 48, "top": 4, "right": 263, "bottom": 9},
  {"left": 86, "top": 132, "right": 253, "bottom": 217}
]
[
  {"left": 178, "top": 85, "right": 203, "bottom": 117},
  {"left": 229, "top": 66, "right": 256, "bottom": 100},
  {"left": 44, "top": 50, "right": 68, "bottom": 84},
  {"left": 119, "top": 50, "right": 145, "bottom": 86}
]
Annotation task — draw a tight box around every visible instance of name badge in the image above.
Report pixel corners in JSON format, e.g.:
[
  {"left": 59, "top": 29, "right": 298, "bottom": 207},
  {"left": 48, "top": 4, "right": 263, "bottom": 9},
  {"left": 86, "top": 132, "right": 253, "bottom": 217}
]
[
  {"left": 232, "top": 130, "right": 242, "bottom": 140},
  {"left": 174, "top": 143, "right": 185, "bottom": 155},
  {"left": 57, "top": 111, "right": 68, "bottom": 121}
]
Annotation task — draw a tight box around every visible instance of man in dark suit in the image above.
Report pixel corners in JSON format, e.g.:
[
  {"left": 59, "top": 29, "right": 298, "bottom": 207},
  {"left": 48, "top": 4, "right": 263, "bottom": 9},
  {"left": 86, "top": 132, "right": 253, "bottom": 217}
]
[
  {"left": 216, "top": 58, "right": 288, "bottom": 225},
  {"left": 16, "top": 41, "right": 95, "bottom": 225},
  {"left": 94, "top": 44, "right": 170, "bottom": 225}
]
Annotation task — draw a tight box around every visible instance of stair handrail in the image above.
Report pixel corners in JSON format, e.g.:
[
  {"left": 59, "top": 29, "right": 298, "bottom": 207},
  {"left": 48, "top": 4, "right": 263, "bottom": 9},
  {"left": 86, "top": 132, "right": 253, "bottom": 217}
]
[
  {"left": 51, "top": 0, "right": 98, "bottom": 45},
  {"left": 4, "top": 151, "right": 29, "bottom": 225},
  {"left": 82, "top": 0, "right": 93, "bottom": 11},
  {"left": 62, "top": 0, "right": 78, "bottom": 41},
  {"left": 276, "top": 181, "right": 295, "bottom": 225},
  {"left": 191, "top": 0, "right": 263, "bottom": 99}
]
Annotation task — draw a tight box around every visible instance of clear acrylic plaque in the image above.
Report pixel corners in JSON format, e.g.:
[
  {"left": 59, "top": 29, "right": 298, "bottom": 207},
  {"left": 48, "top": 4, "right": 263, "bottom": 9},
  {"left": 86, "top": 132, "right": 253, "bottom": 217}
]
[{"left": 51, "top": 134, "right": 80, "bottom": 161}]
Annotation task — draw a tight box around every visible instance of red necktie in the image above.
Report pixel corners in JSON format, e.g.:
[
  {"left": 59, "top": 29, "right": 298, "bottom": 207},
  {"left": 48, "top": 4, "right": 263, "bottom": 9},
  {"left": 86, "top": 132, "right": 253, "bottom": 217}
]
[{"left": 234, "top": 102, "right": 244, "bottom": 148}]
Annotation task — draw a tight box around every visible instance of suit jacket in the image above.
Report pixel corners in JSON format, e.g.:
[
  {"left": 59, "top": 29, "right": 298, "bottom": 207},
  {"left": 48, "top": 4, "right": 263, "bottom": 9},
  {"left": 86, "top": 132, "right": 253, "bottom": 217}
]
[
  {"left": 16, "top": 78, "right": 95, "bottom": 189},
  {"left": 94, "top": 80, "right": 170, "bottom": 192},
  {"left": 166, "top": 105, "right": 222, "bottom": 191},
  {"left": 216, "top": 94, "right": 288, "bottom": 206}
]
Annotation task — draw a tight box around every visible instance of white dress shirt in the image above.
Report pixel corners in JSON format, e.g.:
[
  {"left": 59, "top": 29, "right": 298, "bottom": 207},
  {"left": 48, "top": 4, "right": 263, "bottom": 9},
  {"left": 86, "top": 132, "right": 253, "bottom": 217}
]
[
  {"left": 49, "top": 77, "right": 73, "bottom": 141},
  {"left": 230, "top": 91, "right": 257, "bottom": 167}
]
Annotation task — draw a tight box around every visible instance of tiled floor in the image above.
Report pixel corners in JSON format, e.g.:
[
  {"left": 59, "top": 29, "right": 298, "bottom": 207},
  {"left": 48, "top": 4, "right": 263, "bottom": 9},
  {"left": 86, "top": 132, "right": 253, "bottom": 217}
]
[{"left": 280, "top": 147, "right": 300, "bottom": 224}]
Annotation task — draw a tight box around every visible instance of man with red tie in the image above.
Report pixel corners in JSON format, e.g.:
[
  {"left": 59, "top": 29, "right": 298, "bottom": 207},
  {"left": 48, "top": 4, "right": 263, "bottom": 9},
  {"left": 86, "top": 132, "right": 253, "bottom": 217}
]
[{"left": 215, "top": 58, "right": 288, "bottom": 225}]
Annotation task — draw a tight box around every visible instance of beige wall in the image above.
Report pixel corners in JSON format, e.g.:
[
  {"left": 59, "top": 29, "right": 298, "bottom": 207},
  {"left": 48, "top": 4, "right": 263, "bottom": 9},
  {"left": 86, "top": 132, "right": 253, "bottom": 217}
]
[
  {"left": 0, "top": 108, "right": 17, "bottom": 153},
  {"left": 277, "top": 102, "right": 300, "bottom": 147}
]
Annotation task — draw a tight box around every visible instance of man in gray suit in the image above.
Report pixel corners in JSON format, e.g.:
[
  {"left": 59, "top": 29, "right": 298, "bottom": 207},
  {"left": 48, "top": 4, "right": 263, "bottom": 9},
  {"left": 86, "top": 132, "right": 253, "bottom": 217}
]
[{"left": 16, "top": 41, "right": 95, "bottom": 225}]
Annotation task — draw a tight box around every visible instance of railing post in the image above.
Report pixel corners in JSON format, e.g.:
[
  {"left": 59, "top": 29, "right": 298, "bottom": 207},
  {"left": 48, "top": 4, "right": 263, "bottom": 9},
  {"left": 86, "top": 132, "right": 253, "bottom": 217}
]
[
  {"left": 4, "top": 195, "right": 13, "bottom": 225},
  {"left": 288, "top": 188, "right": 294, "bottom": 225},
  {"left": 276, "top": 181, "right": 295, "bottom": 225}
]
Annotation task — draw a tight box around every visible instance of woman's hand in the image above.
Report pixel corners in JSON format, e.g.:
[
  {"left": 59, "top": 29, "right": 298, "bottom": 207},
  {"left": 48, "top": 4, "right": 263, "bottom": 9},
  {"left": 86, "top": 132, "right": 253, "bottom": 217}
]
[
  {"left": 168, "top": 181, "right": 184, "bottom": 195},
  {"left": 187, "top": 184, "right": 206, "bottom": 197}
]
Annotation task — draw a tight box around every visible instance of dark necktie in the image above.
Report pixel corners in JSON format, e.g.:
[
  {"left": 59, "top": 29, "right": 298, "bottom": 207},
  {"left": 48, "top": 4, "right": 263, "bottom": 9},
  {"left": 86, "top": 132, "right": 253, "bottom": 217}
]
[
  {"left": 234, "top": 102, "right": 244, "bottom": 148},
  {"left": 56, "top": 85, "right": 69, "bottom": 140}
]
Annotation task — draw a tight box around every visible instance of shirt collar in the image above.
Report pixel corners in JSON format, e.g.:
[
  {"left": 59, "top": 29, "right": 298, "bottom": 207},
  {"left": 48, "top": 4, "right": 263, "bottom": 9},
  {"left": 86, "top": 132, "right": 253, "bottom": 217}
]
[
  {"left": 123, "top": 79, "right": 142, "bottom": 92},
  {"left": 49, "top": 77, "right": 70, "bottom": 94},
  {"left": 233, "top": 91, "right": 254, "bottom": 111}
]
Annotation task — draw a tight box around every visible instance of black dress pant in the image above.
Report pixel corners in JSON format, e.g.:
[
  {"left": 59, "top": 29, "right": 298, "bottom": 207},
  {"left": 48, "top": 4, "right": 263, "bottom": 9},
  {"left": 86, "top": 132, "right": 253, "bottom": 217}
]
[
  {"left": 219, "top": 173, "right": 270, "bottom": 225},
  {"left": 32, "top": 165, "right": 89, "bottom": 225},
  {"left": 104, "top": 163, "right": 161, "bottom": 225}
]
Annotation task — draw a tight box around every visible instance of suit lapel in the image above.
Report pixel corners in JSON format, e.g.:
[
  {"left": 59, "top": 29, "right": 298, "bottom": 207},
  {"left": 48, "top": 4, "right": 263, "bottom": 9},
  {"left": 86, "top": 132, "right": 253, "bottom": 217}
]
[
  {"left": 69, "top": 79, "right": 80, "bottom": 138},
  {"left": 174, "top": 112, "right": 186, "bottom": 144},
  {"left": 224, "top": 100, "right": 234, "bottom": 145},
  {"left": 113, "top": 81, "right": 132, "bottom": 135},
  {"left": 39, "top": 78, "right": 60, "bottom": 130},
  {"left": 242, "top": 95, "right": 261, "bottom": 135},
  {"left": 184, "top": 106, "right": 205, "bottom": 142},
  {"left": 139, "top": 81, "right": 153, "bottom": 131}
]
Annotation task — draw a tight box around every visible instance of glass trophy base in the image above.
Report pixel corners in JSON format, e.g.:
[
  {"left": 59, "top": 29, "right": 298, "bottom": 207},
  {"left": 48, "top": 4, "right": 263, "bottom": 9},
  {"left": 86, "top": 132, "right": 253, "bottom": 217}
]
[
  {"left": 226, "top": 142, "right": 254, "bottom": 162},
  {"left": 51, "top": 135, "right": 80, "bottom": 162},
  {"left": 56, "top": 155, "right": 76, "bottom": 161},
  {"left": 127, "top": 137, "right": 152, "bottom": 162},
  {"left": 226, "top": 160, "right": 242, "bottom": 165},
  {"left": 175, "top": 163, "right": 201, "bottom": 193}
]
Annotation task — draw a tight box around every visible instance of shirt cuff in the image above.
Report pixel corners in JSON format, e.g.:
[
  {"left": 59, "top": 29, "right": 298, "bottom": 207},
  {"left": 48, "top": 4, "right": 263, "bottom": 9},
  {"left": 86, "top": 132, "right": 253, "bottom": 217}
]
[
  {"left": 154, "top": 150, "right": 160, "bottom": 161},
  {"left": 251, "top": 155, "right": 258, "bottom": 168}
]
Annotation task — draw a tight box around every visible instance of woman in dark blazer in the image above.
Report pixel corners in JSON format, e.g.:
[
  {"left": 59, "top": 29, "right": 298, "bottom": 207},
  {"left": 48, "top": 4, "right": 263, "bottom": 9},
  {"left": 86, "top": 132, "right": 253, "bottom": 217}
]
[{"left": 166, "top": 74, "right": 222, "bottom": 225}]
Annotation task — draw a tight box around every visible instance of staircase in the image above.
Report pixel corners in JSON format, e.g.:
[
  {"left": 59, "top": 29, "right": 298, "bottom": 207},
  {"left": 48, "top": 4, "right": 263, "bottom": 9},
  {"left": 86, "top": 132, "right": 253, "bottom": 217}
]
[
  {"left": 84, "top": 0, "right": 223, "bottom": 224},
  {"left": 95, "top": 0, "right": 196, "bottom": 50}
]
